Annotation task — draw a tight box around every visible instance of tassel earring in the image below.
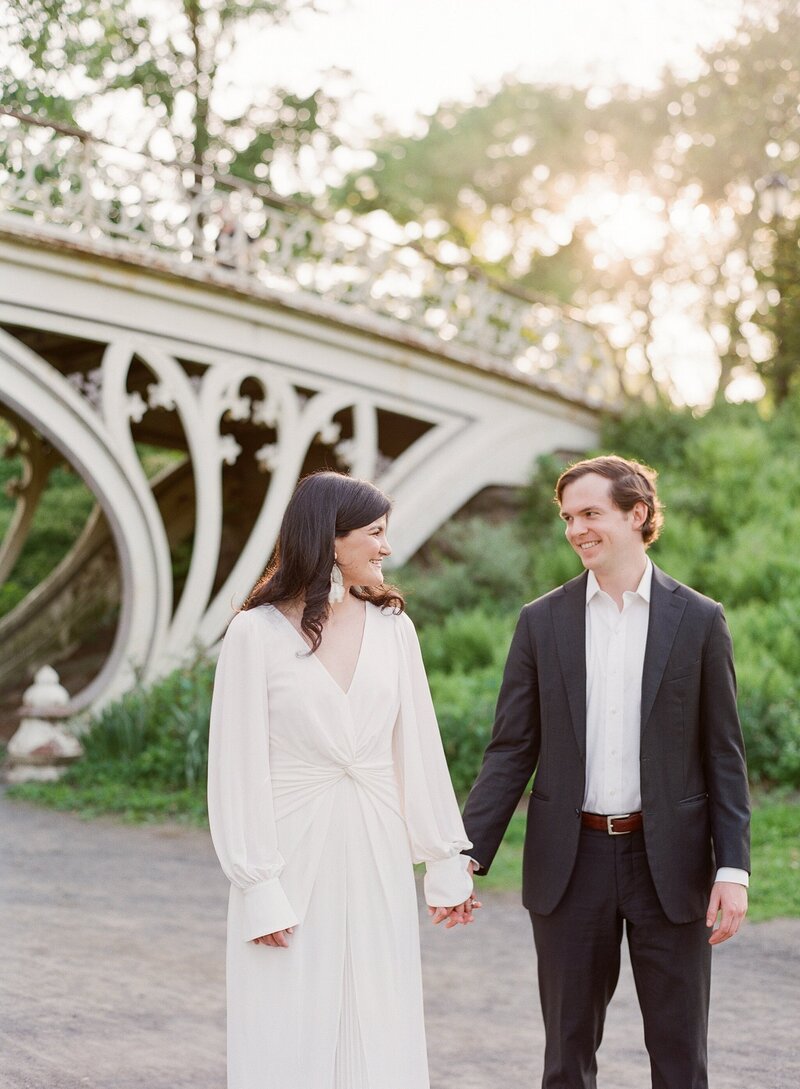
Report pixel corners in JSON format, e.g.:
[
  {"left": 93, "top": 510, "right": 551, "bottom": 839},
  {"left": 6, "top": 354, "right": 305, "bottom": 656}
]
[{"left": 328, "top": 560, "right": 345, "bottom": 604}]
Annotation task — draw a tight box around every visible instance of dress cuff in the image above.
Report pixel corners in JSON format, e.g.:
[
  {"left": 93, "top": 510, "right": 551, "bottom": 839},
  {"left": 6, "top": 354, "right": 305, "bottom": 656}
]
[
  {"left": 241, "top": 877, "right": 300, "bottom": 941},
  {"left": 714, "top": 867, "right": 749, "bottom": 887},
  {"left": 424, "top": 853, "right": 473, "bottom": 907}
]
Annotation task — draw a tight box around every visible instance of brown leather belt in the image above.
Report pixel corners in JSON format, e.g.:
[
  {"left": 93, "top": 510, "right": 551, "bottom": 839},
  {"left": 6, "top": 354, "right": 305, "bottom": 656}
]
[{"left": 581, "top": 811, "right": 643, "bottom": 835}]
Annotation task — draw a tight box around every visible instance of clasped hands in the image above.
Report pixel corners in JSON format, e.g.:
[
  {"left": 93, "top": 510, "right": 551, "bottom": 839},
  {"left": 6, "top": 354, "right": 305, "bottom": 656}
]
[{"left": 428, "top": 860, "right": 480, "bottom": 929}]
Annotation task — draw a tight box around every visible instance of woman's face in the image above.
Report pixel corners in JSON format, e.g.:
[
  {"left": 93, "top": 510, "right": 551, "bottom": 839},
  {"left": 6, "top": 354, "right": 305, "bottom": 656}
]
[{"left": 335, "top": 514, "right": 391, "bottom": 588}]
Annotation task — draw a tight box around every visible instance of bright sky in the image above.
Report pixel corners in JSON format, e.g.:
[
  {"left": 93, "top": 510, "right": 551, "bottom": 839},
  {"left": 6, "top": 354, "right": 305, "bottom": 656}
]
[{"left": 237, "top": 0, "right": 747, "bottom": 132}]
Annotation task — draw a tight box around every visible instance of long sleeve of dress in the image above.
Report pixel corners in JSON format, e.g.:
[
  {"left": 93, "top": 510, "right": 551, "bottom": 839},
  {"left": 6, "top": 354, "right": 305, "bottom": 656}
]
[
  {"left": 393, "top": 613, "right": 473, "bottom": 908},
  {"left": 207, "top": 609, "right": 299, "bottom": 942}
]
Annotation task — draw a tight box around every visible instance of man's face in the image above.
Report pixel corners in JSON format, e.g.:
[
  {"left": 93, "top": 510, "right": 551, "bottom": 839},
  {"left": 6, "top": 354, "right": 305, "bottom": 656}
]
[{"left": 559, "top": 473, "right": 646, "bottom": 577}]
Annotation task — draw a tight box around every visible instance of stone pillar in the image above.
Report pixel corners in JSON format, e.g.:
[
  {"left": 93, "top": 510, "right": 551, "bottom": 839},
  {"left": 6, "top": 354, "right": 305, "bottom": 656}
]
[{"left": 4, "top": 666, "right": 83, "bottom": 783}]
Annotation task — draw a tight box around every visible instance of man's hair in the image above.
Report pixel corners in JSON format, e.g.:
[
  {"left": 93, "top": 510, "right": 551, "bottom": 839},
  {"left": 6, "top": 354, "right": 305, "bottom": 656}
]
[{"left": 555, "top": 455, "right": 664, "bottom": 545}]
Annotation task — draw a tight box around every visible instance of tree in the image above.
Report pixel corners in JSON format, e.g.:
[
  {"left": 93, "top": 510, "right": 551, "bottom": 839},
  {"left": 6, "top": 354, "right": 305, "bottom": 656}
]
[
  {"left": 756, "top": 217, "right": 800, "bottom": 404},
  {"left": 333, "top": 0, "right": 800, "bottom": 403},
  {"left": 1, "top": 0, "right": 344, "bottom": 190}
]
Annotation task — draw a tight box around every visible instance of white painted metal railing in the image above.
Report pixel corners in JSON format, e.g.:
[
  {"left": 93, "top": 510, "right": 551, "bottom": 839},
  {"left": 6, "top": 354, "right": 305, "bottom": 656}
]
[{"left": 0, "top": 109, "right": 622, "bottom": 410}]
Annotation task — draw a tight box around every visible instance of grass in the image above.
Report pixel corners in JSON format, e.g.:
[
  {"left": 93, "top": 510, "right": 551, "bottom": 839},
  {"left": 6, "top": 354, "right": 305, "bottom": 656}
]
[
  {"left": 7, "top": 779, "right": 208, "bottom": 825},
  {"left": 8, "top": 779, "right": 798, "bottom": 921},
  {"left": 747, "top": 796, "right": 800, "bottom": 921}
]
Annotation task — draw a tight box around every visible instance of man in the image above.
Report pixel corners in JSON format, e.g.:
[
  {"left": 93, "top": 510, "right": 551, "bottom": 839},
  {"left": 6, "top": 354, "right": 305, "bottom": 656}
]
[{"left": 461, "top": 455, "right": 750, "bottom": 1089}]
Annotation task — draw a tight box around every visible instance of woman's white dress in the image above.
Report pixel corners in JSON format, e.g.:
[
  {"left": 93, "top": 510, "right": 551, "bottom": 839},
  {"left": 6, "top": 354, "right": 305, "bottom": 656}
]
[{"left": 207, "top": 602, "right": 472, "bottom": 1089}]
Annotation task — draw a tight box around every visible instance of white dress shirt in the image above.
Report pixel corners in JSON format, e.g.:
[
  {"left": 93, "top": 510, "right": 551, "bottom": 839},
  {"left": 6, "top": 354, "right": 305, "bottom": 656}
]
[
  {"left": 584, "top": 561, "right": 651, "bottom": 815},
  {"left": 584, "top": 558, "right": 748, "bottom": 888}
]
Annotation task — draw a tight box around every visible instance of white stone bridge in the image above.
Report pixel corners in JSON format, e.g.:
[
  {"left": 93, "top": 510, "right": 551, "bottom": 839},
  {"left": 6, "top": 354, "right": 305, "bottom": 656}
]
[{"left": 0, "top": 111, "right": 621, "bottom": 726}]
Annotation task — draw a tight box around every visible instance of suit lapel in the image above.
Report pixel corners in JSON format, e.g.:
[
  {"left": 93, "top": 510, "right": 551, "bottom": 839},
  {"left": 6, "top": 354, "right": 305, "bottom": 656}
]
[
  {"left": 640, "top": 564, "right": 686, "bottom": 733},
  {"left": 551, "top": 572, "right": 588, "bottom": 763}
]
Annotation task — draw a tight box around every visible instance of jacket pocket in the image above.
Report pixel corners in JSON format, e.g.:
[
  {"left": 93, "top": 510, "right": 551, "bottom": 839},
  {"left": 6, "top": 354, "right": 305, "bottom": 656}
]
[{"left": 678, "top": 791, "right": 708, "bottom": 806}]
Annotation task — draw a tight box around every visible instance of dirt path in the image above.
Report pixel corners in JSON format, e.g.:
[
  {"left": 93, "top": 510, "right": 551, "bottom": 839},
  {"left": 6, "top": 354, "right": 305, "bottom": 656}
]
[{"left": 2, "top": 790, "right": 798, "bottom": 1089}]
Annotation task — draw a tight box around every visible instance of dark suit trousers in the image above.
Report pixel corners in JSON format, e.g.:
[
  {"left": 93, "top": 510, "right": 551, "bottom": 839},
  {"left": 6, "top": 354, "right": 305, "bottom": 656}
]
[{"left": 530, "top": 827, "right": 712, "bottom": 1089}]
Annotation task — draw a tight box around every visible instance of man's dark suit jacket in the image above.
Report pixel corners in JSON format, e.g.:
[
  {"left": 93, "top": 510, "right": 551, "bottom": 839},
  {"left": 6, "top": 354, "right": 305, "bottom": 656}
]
[{"left": 462, "top": 564, "right": 751, "bottom": 925}]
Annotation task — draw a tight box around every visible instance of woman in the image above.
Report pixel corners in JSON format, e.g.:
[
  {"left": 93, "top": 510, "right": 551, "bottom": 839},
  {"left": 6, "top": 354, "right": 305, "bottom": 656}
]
[{"left": 207, "top": 471, "right": 477, "bottom": 1089}]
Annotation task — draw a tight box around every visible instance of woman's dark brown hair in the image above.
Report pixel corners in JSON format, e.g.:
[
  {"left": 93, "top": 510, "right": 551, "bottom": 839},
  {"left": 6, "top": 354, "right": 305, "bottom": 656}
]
[
  {"left": 242, "top": 471, "right": 404, "bottom": 651},
  {"left": 555, "top": 454, "right": 665, "bottom": 545}
]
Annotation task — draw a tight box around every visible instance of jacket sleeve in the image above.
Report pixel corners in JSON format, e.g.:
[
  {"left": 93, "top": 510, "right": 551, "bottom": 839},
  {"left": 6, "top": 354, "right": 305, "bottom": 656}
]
[
  {"left": 207, "top": 610, "right": 299, "bottom": 941},
  {"left": 699, "top": 604, "right": 751, "bottom": 873},
  {"left": 392, "top": 613, "right": 473, "bottom": 908},
  {"left": 461, "top": 605, "right": 541, "bottom": 874}
]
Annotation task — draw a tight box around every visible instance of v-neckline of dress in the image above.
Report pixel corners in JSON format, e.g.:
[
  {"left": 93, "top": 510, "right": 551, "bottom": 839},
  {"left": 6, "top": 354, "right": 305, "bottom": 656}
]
[{"left": 269, "top": 601, "right": 369, "bottom": 697}]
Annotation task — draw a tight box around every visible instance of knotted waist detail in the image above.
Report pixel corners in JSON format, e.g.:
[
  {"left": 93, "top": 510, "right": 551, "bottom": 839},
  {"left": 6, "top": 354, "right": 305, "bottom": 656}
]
[{"left": 271, "top": 756, "right": 399, "bottom": 820}]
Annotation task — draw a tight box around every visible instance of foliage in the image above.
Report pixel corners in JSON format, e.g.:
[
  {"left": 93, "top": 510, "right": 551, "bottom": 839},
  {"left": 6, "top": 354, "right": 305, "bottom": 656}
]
[
  {"left": 0, "top": 449, "right": 95, "bottom": 617},
  {"left": 428, "top": 667, "right": 502, "bottom": 798},
  {"left": 396, "top": 518, "right": 532, "bottom": 629},
  {"left": 333, "top": 1, "right": 800, "bottom": 401},
  {"left": 419, "top": 608, "right": 515, "bottom": 675},
  {"left": 0, "top": 426, "right": 186, "bottom": 619},
  {"left": 2, "top": 0, "right": 343, "bottom": 192},
  {"left": 72, "top": 656, "right": 215, "bottom": 791}
]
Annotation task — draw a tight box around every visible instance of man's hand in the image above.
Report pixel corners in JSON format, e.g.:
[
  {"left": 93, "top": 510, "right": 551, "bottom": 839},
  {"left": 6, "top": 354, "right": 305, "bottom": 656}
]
[
  {"left": 253, "top": 927, "right": 294, "bottom": 947},
  {"left": 706, "top": 882, "right": 748, "bottom": 945}
]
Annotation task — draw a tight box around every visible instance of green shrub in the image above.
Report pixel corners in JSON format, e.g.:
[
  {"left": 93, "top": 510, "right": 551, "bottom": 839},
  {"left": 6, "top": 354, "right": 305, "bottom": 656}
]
[
  {"left": 418, "top": 607, "right": 515, "bottom": 674},
  {"left": 429, "top": 667, "right": 501, "bottom": 797},
  {"left": 67, "top": 656, "right": 215, "bottom": 793},
  {"left": 396, "top": 517, "right": 532, "bottom": 627},
  {"left": 728, "top": 601, "right": 800, "bottom": 786}
]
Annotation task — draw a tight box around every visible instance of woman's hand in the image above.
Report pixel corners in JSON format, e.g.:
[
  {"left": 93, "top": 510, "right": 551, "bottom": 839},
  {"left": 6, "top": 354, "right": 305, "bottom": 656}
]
[
  {"left": 253, "top": 927, "right": 294, "bottom": 947},
  {"left": 428, "top": 895, "right": 482, "bottom": 929}
]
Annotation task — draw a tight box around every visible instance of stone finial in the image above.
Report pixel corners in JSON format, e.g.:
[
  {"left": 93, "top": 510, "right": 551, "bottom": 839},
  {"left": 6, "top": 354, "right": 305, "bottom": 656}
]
[
  {"left": 22, "top": 665, "right": 70, "bottom": 713},
  {"left": 4, "top": 665, "right": 82, "bottom": 783}
]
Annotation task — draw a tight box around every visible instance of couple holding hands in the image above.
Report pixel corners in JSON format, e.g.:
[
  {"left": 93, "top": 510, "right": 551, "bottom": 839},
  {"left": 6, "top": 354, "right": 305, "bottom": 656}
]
[{"left": 208, "top": 454, "right": 750, "bottom": 1089}]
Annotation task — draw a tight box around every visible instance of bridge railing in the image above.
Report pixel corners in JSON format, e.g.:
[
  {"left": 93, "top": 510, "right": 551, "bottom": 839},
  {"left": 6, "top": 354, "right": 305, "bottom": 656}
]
[{"left": 0, "top": 110, "right": 622, "bottom": 408}]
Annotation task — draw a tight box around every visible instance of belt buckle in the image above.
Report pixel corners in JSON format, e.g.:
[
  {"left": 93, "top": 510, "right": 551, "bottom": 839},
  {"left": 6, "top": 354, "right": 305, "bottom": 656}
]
[{"left": 606, "top": 813, "right": 631, "bottom": 835}]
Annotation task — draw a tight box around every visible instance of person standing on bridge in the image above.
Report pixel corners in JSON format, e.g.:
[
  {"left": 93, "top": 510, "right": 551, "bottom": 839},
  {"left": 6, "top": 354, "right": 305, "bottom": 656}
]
[
  {"left": 207, "top": 471, "right": 477, "bottom": 1089},
  {"left": 461, "top": 454, "right": 750, "bottom": 1089}
]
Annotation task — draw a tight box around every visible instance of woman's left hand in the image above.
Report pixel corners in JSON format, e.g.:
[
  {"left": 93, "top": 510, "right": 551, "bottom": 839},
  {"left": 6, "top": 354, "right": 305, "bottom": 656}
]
[{"left": 428, "top": 895, "right": 482, "bottom": 928}]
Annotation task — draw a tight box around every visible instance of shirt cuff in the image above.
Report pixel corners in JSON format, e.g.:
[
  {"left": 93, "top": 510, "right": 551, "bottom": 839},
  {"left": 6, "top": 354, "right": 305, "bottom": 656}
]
[
  {"left": 241, "top": 877, "right": 300, "bottom": 942},
  {"left": 714, "top": 867, "right": 749, "bottom": 887},
  {"left": 424, "top": 854, "right": 473, "bottom": 907}
]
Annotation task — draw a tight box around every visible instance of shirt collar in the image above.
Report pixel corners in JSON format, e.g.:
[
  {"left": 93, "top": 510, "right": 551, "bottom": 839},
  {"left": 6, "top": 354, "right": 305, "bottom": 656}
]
[{"left": 586, "top": 557, "right": 653, "bottom": 604}]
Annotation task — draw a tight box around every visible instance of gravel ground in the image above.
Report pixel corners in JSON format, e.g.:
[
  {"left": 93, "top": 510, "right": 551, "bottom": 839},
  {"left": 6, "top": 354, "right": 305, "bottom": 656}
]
[{"left": 2, "top": 789, "right": 798, "bottom": 1089}]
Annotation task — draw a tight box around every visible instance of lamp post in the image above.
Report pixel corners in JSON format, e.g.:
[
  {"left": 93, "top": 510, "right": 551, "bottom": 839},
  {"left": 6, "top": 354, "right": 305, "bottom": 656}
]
[{"left": 757, "top": 172, "right": 791, "bottom": 223}]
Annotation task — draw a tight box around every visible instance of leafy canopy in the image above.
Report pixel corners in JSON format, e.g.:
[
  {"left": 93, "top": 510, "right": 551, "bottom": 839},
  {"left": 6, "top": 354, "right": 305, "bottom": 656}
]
[{"left": 2, "top": 0, "right": 344, "bottom": 190}]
